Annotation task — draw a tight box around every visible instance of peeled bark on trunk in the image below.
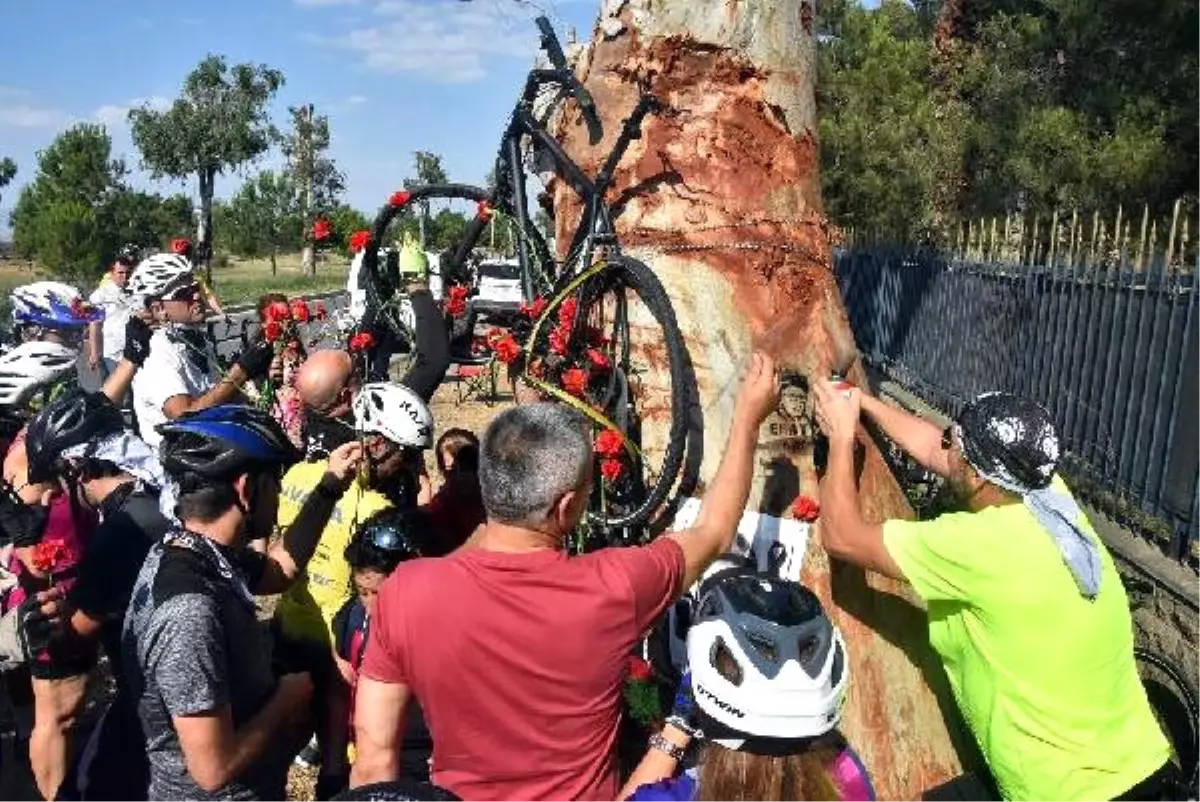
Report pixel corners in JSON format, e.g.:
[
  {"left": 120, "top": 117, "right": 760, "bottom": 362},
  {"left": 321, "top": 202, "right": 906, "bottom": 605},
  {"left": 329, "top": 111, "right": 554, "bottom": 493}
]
[{"left": 552, "top": 1, "right": 971, "bottom": 795}]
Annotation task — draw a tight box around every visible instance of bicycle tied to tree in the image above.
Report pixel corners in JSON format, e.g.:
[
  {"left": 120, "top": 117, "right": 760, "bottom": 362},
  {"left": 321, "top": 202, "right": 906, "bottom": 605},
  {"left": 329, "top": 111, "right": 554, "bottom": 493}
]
[{"left": 350, "top": 14, "right": 690, "bottom": 547}]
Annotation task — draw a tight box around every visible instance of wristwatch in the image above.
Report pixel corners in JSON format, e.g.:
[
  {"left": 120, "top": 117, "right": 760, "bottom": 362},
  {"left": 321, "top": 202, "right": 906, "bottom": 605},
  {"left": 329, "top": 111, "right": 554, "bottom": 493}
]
[{"left": 649, "top": 732, "right": 687, "bottom": 762}]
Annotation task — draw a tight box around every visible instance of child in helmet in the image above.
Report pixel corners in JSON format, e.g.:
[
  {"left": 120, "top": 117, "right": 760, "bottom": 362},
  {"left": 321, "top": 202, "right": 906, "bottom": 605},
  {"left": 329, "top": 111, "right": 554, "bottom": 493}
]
[
  {"left": 332, "top": 507, "right": 433, "bottom": 792},
  {"left": 620, "top": 569, "right": 876, "bottom": 802}
]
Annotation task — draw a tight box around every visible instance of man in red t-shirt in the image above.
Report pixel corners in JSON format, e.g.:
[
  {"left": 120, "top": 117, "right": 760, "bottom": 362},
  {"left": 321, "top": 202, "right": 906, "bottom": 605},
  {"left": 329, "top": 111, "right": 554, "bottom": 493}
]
[{"left": 350, "top": 352, "right": 781, "bottom": 800}]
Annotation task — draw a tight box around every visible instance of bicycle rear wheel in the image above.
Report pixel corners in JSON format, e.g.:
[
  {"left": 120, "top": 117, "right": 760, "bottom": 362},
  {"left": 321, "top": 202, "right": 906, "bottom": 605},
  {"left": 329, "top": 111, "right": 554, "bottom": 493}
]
[
  {"left": 1135, "top": 646, "right": 1199, "bottom": 798},
  {"left": 362, "top": 184, "right": 556, "bottom": 310},
  {"left": 522, "top": 255, "right": 690, "bottom": 536}
]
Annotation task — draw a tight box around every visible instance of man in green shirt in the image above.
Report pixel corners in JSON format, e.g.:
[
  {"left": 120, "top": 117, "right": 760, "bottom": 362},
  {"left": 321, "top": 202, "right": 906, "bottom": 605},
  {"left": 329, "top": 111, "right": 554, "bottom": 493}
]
[{"left": 812, "top": 382, "right": 1174, "bottom": 801}]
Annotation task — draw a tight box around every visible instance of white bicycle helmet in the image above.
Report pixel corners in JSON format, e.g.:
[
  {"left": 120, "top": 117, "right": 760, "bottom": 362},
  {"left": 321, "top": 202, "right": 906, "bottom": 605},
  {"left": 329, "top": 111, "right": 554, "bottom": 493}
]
[
  {"left": 353, "top": 382, "right": 433, "bottom": 449},
  {"left": 688, "top": 569, "right": 849, "bottom": 752},
  {"left": 127, "top": 253, "right": 194, "bottom": 304},
  {"left": 0, "top": 341, "right": 79, "bottom": 409},
  {"left": 11, "top": 281, "right": 102, "bottom": 330}
]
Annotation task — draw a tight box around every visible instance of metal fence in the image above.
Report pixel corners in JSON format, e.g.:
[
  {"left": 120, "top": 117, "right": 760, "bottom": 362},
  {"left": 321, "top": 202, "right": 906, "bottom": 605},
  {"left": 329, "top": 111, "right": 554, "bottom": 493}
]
[{"left": 834, "top": 246, "right": 1198, "bottom": 561}]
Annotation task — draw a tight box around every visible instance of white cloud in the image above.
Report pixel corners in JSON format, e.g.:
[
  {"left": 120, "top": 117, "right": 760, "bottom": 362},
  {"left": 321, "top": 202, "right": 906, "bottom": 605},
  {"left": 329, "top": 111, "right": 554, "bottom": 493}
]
[
  {"left": 345, "top": 94, "right": 368, "bottom": 106},
  {"left": 307, "top": 0, "right": 538, "bottom": 83},
  {"left": 92, "top": 96, "right": 171, "bottom": 129},
  {"left": 0, "top": 104, "right": 69, "bottom": 129}
]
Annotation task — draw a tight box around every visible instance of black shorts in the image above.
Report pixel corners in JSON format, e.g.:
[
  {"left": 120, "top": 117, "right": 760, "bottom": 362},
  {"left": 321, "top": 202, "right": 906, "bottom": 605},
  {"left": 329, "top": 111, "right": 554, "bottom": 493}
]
[{"left": 29, "top": 644, "right": 95, "bottom": 681}]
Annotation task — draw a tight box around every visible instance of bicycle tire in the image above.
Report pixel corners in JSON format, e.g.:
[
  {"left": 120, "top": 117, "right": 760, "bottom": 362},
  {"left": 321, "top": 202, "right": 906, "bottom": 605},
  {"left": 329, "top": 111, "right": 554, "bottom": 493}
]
[
  {"left": 1134, "top": 646, "right": 1199, "bottom": 796},
  {"left": 528, "top": 255, "right": 689, "bottom": 531},
  {"left": 363, "top": 183, "right": 555, "bottom": 307}
]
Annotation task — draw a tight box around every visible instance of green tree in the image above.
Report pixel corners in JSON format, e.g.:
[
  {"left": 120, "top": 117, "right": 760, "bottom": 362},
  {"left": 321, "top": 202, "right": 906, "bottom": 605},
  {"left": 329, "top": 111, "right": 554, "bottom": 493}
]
[
  {"left": 818, "top": 0, "right": 967, "bottom": 241},
  {"left": 325, "top": 203, "right": 370, "bottom": 255},
  {"left": 0, "top": 157, "right": 16, "bottom": 208},
  {"left": 129, "top": 55, "right": 284, "bottom": 283},
  {"left": 280, "top": 104, "right": 344, "bottom": 275},
  {"left": 221, "top": 171, "right": 300, "bottom": 274},
  {"left": 102, "top": 190, "right": 196, "bottom": 254},
  {"left": 10, "top": 124, "right": 127, "bottom": 280},
  {"left": 403, "top": 151, "right": 448, "bottom": 246}
]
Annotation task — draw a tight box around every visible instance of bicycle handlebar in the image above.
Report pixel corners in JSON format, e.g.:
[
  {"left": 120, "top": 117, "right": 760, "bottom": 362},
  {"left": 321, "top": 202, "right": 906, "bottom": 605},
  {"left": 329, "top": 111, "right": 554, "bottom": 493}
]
[{"left": 534, "top": 16, "right": 602, "bottom": 144}]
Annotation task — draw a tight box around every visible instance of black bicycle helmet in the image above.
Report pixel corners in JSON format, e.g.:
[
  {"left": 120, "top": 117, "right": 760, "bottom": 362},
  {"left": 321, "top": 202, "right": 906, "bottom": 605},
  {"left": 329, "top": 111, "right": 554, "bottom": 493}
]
[
  {"left": 116, "top": 243, "right": 142, "bottom": 266},
  {"left": 25, "top": 390, "right": 127, "bottom": 484},
  {"left": 157, "top": 404, "right": 300, "bottom": 481},
  {"left": 347, "top": 507, "right": 428, "bottom": 568}
]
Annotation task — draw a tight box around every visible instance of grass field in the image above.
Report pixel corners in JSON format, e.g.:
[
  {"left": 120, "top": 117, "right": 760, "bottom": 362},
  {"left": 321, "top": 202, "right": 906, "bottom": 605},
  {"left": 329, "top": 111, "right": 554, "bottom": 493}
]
[{"left": 0, "top": 252, "right": 350, "bottom": 310}]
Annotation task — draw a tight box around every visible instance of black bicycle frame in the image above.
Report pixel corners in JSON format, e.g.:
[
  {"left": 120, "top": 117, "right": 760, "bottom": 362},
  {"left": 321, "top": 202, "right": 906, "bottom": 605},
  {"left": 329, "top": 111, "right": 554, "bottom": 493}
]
[{"left": 479, "top": 16, "right": 660, "bottom": 301}]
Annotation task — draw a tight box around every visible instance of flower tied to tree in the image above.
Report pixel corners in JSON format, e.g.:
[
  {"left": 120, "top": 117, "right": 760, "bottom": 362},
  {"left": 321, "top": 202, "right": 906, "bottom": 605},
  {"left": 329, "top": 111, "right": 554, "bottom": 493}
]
[
  {"left": 389, "top": 190, "right": 412, "bottom": 207},
  {"left": 586, "top": 349, "right": 610, "bottom": 370},
  {"left": 486, "top": 329, "right": 522, "bottom": 363},
  {"left": 312, "top": 218, "right": 332, "bottom": 242},
  {"left": 476, "top": 199, "right": 494, "bottom": 221},
  {"left": 291, "top": 300, "right": 311, "bottom": 323},
  {"left": 349, "top": 230, "right": 372, "bottom": 253},
  {"left": 170, "top": 237, "right": 192, "bottom": 256},
  {"left": 791, "top": 495, "right": 820, "bottom": 523},
  {"left": 349, "top": 331, "right": 376, "bottom": 352},
  {"left": 595, "top": 428, "right": 626, "bottom": 484},
  {"left": 561, "top": 367, "right": 589, "bottom": 397},
  {"left": 623, "top": 656, "right": 661, "bottom": 729},
  {"left": 519, "top": 296, "right": 548, "bottom": 320},
  {"left": 445, "top": 284, "right": 470, "bottom": 318}
]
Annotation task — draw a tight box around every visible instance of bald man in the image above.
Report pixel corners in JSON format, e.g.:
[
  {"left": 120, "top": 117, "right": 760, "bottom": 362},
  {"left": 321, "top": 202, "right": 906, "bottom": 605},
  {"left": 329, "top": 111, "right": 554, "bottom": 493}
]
[{"left": 299, "top": 280, "right": 449, "bottom": 461}]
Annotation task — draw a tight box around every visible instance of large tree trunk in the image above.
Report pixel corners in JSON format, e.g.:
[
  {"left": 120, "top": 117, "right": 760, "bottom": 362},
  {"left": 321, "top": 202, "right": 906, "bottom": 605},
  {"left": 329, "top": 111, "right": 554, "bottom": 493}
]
[{"left": 552, "top": 2, "right": 971, "bottom": 796}]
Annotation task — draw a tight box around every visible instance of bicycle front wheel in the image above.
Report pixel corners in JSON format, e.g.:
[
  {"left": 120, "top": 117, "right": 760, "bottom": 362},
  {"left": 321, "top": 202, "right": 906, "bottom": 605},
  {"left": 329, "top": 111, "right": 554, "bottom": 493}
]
[{"left": 524, "top": 255, "right": 691, "bottom": 536}]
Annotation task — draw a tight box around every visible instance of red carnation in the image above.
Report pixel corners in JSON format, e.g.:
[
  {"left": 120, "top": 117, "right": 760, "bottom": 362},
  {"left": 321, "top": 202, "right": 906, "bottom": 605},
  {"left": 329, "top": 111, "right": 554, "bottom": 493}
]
[
  {"left": 389, "top": 190, "right": 412, "bottom": 207},
  {"left": 491, "top": 334, "right": 522, "bottom": 364},
  {"left": 627, "top": 656, "right": 653, "bottom": 682},
  {"left": 477, "top": 199, "right": 494, "bottom": 221},
  {"left": 586, "top": 349, "right": 610, "bottom": 370},
  {"left": 349, "top": 331, "right": 376, "bottom": 352},
  {"left": 263, "top": 320, "right": 283, "bottom": 343},
  {"left": 548, "top": 327, "right": 569, "bottom": 357},
  {"left": 349, "top": 230, "right": 372, "bottom": 253},
  {"left": 291, "top": 300, "right": 311, "bottom": 323},
  {"left": 595, "top": 429, "right": 624, "bottom": 458},
  {"left": 558, "top": 297, "right": 578, "bottom": 328},
  {"left": 791, "top": 495, "right": 821, "bottom": 523},
  {"left": 267, "top": 301, "right": 292, "bottom": 322},
  {"left": 445, "top": 285, "right": 470, "bottom": 318},
  {"left": 601, "top": 457, "right": 625, "bottom": 483},
  {"left": 314, "top": 303, "right": 328, "bottom": 320},
  {"left": 312, "top": 218, "right": 332, "bottom": 241},
  {"left": 31, "top": 541, "right": 69, "bottom": 576},
  {"left": 519, "top": 296, "right": 548, "bottom": 320},
  {"left": 170, "top": 237, "right": 192, "bottom": 255},
  {"left": 561, "top": 367, "right": 589, "bottom": 397}
]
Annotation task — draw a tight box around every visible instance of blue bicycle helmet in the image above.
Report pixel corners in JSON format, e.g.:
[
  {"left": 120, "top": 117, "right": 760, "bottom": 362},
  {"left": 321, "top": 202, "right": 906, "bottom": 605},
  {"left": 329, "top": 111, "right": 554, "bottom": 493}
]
[
  {"left": 157, "top": 405, "right": 300, "bottom": 481},
  {"left": 11, "top": 281, "right": 104, "bottom": 330}
]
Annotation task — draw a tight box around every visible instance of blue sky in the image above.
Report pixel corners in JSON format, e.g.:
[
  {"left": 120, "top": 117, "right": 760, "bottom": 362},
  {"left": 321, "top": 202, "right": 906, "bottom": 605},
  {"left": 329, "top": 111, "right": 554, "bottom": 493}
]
[{"left": 0, "top": 0, "right": 598, "bottom": 233}]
